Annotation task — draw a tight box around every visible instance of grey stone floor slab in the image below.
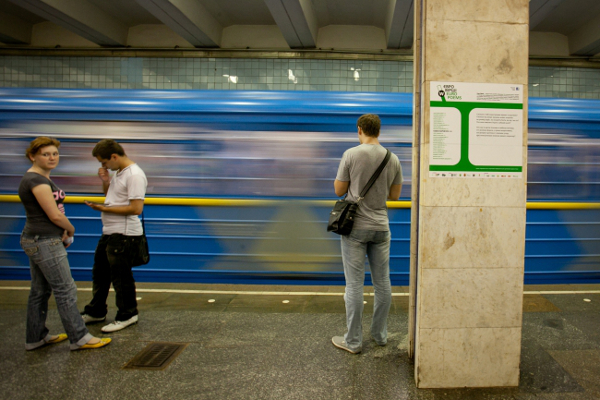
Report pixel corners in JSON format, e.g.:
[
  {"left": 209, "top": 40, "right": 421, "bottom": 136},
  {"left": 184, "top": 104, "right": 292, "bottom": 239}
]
[{"left": 1, "top": 282, "right": 600, "bottom": 400}]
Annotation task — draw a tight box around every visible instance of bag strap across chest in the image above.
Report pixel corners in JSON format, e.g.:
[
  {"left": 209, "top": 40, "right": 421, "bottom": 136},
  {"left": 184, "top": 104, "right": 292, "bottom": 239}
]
[{"left": 356, "top": 149, "right": 391, "bottom": 203}]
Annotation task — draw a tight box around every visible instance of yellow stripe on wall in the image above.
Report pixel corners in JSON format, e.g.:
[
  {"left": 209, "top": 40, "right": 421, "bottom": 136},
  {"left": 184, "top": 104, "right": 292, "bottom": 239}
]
[{"left": 0, "top": 195, "right": 598, "bottom": 210}]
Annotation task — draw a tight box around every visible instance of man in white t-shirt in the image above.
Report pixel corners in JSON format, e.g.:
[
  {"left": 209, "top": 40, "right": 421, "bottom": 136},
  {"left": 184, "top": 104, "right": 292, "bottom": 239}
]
[{"left": 81, "top": 139, "right": 148, "bottom": 333}]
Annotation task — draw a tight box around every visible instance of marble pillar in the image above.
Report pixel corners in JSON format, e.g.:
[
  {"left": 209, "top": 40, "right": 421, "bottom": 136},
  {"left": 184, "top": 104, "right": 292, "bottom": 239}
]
[{"left": 409, "top": 0, "right": 529, "bottom": 388}]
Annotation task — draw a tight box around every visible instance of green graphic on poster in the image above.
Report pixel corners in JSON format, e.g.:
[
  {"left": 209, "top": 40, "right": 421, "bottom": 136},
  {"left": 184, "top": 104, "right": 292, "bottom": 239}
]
[{"left": 429, "top": 81, "right": 524, "bottom": 178}]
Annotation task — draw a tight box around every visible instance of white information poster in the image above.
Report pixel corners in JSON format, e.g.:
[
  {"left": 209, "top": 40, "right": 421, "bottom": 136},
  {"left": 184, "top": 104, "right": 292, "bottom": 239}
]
[
  {"left": 429, "top": 82, "right": 524, "bottom": 178},
  {"left": 469, "top": 108, "right": 522, "bottom": 167}
]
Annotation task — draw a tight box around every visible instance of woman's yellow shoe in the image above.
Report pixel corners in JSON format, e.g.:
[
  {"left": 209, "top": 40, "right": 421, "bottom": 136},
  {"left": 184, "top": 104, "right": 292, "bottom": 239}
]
[
  {"left": 25, "top": 333, "right": 68, "bottom": 350},
  {"left": 73, "top": 338, "right": 111, "bottom": 350},
  {"left": 46, "top": 334, "right": 68, "bottom": 344}
]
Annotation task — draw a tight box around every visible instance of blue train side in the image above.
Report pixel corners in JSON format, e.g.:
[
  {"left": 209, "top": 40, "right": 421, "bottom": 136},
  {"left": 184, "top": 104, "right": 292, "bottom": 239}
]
[{"left": 0, "top": 89, "right": 598, "bottom": 284}]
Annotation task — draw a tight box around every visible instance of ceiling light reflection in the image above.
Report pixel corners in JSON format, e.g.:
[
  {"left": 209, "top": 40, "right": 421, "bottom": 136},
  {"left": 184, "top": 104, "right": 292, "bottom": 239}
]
[
  {"left": 288, "top": 69, "right": 297, "bottom": 84},
  {"left": 223, "top": 74, "right": 238, "bottom": 83}
]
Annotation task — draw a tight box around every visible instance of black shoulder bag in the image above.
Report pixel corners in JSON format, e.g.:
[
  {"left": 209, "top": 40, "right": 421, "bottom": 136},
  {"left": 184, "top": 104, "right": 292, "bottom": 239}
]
[
  {"left": 131, "top": 212, "right": 150, "bottom": 267},
  {"left": 327, "top": 149, "right": 391, "bottom": 235}
]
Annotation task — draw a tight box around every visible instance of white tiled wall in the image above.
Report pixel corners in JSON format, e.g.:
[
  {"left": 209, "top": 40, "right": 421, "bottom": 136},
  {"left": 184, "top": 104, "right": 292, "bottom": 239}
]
[
  {"left": 528, "top": 66, "right": 600, "bottom": 99},
  {"left": 0, "top": 56, "right": 413, "bottom": 92},
  {"left": 1, "top": 56, "right": 599, "bottom": 98}
]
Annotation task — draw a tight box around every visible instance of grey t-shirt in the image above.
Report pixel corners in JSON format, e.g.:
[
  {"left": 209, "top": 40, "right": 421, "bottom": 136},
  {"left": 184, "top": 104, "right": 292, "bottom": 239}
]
[
  {"left": 18, "top": 172, "right": 66, "bottom": 237},
  {"left": 336, "top": 144, "right": 403, "bottom": 231}
]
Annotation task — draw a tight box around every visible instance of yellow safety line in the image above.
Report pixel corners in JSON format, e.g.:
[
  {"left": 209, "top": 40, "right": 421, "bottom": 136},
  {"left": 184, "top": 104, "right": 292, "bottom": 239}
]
[
  {"left": 0, "top": 194, "right": 598, "bottom": 209},
  {"left": 526, "top": 202, "right": 600, "bottom": 210},
  {"left": 1, "top": 286, "right": 599, "bottom": 297}
]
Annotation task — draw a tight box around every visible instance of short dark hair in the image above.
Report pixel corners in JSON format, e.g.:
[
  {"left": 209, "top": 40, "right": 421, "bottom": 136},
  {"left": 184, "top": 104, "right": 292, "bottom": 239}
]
[
  {"left": 92, "top": 139, "right": 125, "bottom": 159},
  {"left": 357, "top": 114, "right": 381, "bottom": 138},
  {"left": 25, "top": 137, "right": 60, "bottom": 163}
]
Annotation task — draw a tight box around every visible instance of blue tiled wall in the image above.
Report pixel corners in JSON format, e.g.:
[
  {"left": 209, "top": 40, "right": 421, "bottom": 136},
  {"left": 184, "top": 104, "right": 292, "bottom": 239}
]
[{"left": 1, "top": 55, "right": 599, "bottom": 98}]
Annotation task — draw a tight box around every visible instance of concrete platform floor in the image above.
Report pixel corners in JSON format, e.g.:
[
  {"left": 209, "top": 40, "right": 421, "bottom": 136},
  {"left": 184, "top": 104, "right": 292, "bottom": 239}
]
[{"left": 1, "top": 281, "right": 600, "bottom": 400}]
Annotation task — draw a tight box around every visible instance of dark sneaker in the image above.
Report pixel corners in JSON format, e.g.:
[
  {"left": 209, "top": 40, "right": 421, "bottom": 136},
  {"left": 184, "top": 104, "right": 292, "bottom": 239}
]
[{"left": 332, "top": 336, "right": 361, "bottom": 354}]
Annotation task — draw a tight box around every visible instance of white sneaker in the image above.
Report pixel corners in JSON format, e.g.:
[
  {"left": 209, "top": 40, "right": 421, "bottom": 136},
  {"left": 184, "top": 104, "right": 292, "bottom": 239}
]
[
  {"left": 101, "top": 315, "right": 138, "bottom": 333},
  {"left": 81, "top": 314, "right": 106, "bottom": 324},
  {"left": 332, "top": 336, "right": 361, "bottom": 354}
]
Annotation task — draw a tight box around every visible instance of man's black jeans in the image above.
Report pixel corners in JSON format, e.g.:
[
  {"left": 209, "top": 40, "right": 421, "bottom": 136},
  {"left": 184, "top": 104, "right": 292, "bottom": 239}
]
[{"left": 83, "top": 234, "right": 141, "bottom": 321}]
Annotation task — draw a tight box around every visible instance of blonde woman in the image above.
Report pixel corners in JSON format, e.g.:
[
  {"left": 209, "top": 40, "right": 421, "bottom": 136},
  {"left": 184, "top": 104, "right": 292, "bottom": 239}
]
[{"left": 19, "top": 137, "right": 110, "bottom": 351}]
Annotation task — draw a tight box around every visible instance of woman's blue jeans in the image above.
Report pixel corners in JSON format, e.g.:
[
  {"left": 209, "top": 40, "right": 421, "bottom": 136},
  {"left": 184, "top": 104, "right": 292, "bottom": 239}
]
[
  {"left": 341, "top": 229, "right": 392, "bottom": 352},
  {"left": 21, "top": 234, "right": 91, "bottom": 349}
]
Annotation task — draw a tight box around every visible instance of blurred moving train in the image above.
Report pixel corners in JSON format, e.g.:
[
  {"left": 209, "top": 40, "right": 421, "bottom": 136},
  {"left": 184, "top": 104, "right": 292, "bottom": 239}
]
[{"left": 0, "top": 89, "right": 598, "bottom": 285}]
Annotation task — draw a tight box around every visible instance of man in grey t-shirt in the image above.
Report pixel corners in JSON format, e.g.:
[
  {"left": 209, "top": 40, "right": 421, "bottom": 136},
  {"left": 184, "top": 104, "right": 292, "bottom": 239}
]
[{"left": 332, "top": 114, "right": 403, "bottom": 354}]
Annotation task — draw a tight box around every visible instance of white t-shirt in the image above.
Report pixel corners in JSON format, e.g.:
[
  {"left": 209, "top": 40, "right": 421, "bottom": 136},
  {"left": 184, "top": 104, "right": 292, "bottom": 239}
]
[{"left": 102, "top": 163, "right": 147, "bottom": 236}]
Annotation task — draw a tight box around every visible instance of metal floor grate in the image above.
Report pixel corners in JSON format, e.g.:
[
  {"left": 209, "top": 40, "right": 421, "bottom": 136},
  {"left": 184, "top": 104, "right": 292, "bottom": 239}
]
[{"left": 124, "top": 342, "right": 188, "bottom": 370}]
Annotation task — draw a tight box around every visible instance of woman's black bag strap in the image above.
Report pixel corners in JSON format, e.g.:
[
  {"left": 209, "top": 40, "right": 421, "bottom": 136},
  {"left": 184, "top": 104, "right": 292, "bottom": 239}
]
[{"left": 357, "top": 149, "right": 391, "bottom": 202}]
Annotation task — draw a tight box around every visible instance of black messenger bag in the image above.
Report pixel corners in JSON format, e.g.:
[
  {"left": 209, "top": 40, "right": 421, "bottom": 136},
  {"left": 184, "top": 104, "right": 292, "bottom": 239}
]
[
  {"left": 327, "top": 149, "right": 391, "bottom": 235},
  {"left": 131, "top": 212, "right": 150, "bottom": 267},
  {"left": 327, "top": 200, "right": 359, "bottom": 236}
]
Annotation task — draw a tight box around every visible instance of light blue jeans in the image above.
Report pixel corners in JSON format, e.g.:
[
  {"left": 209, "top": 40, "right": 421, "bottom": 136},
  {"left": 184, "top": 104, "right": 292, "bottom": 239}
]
[
  {"left": 341, "top": 229, "right": 392, "bottom": 352},
  {"left": 21, "top": 234, "right": 92, "bottom": 350}
]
